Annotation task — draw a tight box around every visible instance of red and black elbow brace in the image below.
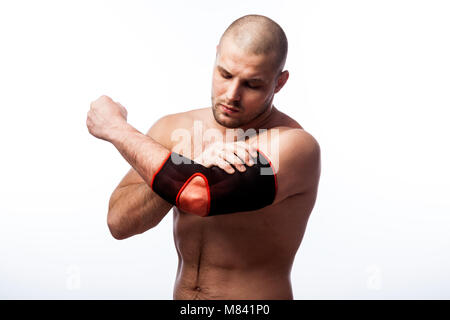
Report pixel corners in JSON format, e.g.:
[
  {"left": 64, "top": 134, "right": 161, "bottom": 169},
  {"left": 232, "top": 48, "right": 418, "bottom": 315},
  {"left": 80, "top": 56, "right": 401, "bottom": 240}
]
[{"left": 150, "top": 150, "right": 277, "bottom": 216}]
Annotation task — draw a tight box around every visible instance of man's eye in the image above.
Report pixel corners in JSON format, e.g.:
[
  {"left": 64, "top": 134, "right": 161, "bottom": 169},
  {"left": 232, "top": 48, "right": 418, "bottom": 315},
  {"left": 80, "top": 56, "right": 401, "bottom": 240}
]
[
  {"left": 247, "top": 84, "right": 261, "bottom": 89},
  {"left": 221, "top": 73, "right": 232, "bottom": 79}
]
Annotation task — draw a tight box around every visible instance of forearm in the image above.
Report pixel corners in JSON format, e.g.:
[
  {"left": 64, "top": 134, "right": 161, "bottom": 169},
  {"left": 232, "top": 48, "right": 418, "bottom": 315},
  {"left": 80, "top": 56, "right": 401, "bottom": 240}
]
[{"left": 109, "top": 124, "right": 171, "bottom": 187}]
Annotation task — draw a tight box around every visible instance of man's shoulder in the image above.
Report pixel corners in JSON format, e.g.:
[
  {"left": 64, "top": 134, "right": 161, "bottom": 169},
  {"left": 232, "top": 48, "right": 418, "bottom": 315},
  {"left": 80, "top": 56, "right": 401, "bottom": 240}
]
[
  {"left": 146, "top": 107, "right": 209, "bottom": 149},
  {"left": 271, "top": 107, "right": 304, "bottom": 130},
  {"left": 255, "top": 127, "right": 320, "bottom": 176},
  {"left": 250, "top": 108, "right": 319, "bottom": 164},
  {"left": 156, "top": 107, "right": 209, "bottom": 126},
  {"left": 281, "top": 128, "right": 319, "bottom": 151},
  {"left": 261, "top": 126, "right": 319, "bottom": 152}
]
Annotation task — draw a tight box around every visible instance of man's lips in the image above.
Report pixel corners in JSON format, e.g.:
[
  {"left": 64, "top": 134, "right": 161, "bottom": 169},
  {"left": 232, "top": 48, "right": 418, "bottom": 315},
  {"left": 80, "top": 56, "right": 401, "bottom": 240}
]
[{"left": 221, "top": 104, "right": 239, "bottom": 112}]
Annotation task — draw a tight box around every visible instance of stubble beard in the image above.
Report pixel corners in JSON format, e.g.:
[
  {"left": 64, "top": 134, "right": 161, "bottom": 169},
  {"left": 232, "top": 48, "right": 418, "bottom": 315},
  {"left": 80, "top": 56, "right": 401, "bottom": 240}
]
[{"left": 211, "top": 97, "right": 271, "bottom": 129}]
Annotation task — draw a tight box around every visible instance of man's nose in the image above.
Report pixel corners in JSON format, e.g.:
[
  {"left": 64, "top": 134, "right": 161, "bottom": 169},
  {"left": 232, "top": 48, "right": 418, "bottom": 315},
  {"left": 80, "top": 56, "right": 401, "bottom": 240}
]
[{"left": 225, "top": 79, "right": 241, "bottom": 102}]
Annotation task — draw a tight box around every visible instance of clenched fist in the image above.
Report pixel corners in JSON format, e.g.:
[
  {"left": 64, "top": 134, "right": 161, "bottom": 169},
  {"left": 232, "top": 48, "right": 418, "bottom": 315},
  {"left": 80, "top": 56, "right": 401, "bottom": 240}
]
[{"left": 86, "top": 95, "right": 128, "bottom": 141}]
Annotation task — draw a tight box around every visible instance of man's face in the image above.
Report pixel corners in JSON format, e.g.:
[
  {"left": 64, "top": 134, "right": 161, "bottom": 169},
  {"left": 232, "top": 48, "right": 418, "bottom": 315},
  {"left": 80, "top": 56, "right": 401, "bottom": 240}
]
[{"left": 211, "top": 39, "right": 280, "bottom": 128}]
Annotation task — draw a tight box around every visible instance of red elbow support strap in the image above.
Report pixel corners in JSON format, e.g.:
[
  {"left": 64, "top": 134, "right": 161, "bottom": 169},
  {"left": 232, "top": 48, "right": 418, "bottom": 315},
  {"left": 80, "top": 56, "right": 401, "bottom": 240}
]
[{"left": 150, "top": 150, "right": 277, "bottom": 216}]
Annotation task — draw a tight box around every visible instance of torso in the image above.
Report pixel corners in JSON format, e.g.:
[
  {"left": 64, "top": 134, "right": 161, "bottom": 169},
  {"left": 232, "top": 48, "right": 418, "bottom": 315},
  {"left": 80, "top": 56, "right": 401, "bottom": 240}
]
[{"left": 167, "top": 107, "right": 317, "bottom": 299}]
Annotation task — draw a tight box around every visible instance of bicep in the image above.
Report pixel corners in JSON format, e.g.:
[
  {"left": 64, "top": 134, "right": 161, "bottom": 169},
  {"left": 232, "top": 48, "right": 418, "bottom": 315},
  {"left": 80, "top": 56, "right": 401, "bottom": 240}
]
[{"left": 257, "top": 129, "right": 321, "bottom": 205}]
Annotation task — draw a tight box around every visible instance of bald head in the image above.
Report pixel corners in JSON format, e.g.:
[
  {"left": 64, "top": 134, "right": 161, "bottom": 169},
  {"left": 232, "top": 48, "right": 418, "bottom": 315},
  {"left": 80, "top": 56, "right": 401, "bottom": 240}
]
[{"left": 218, "top": 15, "right": 288, "bottom": 74}]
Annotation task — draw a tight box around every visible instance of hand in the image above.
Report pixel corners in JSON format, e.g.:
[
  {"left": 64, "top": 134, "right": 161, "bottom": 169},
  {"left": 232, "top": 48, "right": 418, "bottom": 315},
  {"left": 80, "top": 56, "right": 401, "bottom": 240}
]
[
  {"left": 193, "top": 141, "right": 258, "bottom": 174},
  {"left": 86, "top": 95, "right": 128, "bottom": 141}
]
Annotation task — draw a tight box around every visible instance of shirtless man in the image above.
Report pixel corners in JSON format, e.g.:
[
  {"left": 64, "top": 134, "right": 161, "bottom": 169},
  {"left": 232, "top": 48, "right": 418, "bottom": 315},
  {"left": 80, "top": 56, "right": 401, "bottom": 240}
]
[{"left": 86, "top": 14, "right": 321, "bottom": 299}]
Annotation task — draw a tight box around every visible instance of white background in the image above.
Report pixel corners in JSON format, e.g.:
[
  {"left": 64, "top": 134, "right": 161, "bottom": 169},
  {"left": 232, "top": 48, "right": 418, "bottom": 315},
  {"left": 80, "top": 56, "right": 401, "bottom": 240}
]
[{"left": 0, "top": 0, "right": 449, "bottom": 299}]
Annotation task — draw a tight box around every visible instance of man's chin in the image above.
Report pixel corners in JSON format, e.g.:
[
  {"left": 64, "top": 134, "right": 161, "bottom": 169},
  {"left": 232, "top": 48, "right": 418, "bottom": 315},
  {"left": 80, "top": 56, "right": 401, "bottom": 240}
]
[{"left": 214, "top": 113, "right": 243, "bottom": 128}]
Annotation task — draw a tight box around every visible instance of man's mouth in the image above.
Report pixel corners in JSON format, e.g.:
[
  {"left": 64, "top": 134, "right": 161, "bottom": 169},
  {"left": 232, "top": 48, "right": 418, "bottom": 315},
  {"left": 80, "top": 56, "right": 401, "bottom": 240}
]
[{"left": 221, "top": 104, "right": 239, "bottom": 113}]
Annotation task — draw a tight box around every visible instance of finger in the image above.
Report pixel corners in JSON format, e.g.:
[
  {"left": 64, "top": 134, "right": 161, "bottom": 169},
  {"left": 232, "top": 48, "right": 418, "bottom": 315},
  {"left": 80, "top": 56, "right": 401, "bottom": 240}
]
[
  {"left": 222, "top": 151, "right": 246, "bottom": 172},
  {"left": 232, "top": 143, "right": 255, "bottom": 167},
  {"left": 232, "top": 141, "right": 258, "bottom": 158},
  {"left": 248, "top": 143, "right": 258, "bottom": 158},
  {"left": 222, "top": 148, "right": 247, "bottom": 171},
  {"left": 215, "top": 156, "right": 235, "bottom": 174},
  {"left": 224, "top": 142, "right": 246, "bottom": 158},
  {"left": 193, "top": 155, "right": 213, "bottom": 167}
]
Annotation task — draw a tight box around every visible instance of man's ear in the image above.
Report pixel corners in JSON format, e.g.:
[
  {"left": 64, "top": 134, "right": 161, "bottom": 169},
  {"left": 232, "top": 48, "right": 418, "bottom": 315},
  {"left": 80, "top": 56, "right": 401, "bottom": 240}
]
[{"left": 274, "top": 70, "right": 289, "bottom": 93}]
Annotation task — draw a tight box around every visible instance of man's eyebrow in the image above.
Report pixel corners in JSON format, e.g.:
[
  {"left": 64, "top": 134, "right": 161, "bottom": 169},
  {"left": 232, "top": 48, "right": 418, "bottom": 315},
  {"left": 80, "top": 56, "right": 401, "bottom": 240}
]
[
  {"left": 217, "top": 65, "right": 231, "bottom": 74},
  {"left": 217, "top": 65, "right": 265, "bottom": 83}
]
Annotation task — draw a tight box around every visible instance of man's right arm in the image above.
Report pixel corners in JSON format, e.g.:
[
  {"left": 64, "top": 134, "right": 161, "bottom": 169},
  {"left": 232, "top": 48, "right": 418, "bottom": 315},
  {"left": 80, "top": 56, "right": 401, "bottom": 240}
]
[{"left": 107, "top": 115, "right": 174, "bottom": 240}]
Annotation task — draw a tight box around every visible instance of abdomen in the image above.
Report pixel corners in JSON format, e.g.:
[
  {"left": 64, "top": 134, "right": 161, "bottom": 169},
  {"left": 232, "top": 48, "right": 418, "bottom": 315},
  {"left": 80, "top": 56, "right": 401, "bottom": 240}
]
[{"left": 172, "top": 194, "right": 311, "bottom": 299}]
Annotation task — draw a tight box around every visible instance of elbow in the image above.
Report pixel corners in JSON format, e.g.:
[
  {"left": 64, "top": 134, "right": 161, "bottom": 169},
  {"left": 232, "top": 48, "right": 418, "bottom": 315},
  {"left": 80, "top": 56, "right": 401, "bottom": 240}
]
[
  {"left": 177, "top": 181, "right": 210, "bottom": 217},
  {"left": 107, "top": 211, "right": 132, "bottom": 240}
]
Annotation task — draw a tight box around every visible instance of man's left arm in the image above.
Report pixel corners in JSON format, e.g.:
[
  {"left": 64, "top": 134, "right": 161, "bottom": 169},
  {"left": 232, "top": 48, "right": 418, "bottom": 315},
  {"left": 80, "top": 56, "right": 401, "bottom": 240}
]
[{"left": 172, "top": 128, "right": 322, "bottom": 216}]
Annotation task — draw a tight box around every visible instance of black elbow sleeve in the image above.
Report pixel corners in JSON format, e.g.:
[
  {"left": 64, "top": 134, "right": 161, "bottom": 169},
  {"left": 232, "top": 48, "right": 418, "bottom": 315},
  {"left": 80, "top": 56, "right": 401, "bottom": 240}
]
[{"left": 150, "top": 150, "right": 277, "bottom": 216}]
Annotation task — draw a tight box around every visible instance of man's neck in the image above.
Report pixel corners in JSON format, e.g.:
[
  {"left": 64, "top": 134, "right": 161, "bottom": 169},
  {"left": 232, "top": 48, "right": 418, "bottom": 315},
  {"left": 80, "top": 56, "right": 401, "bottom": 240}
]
[
  {"left": 240, "top": 104, "right": 277, "bottom": 132},
  {"left": 208, "top": 104, "right": 278, "bottom": 136}
]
